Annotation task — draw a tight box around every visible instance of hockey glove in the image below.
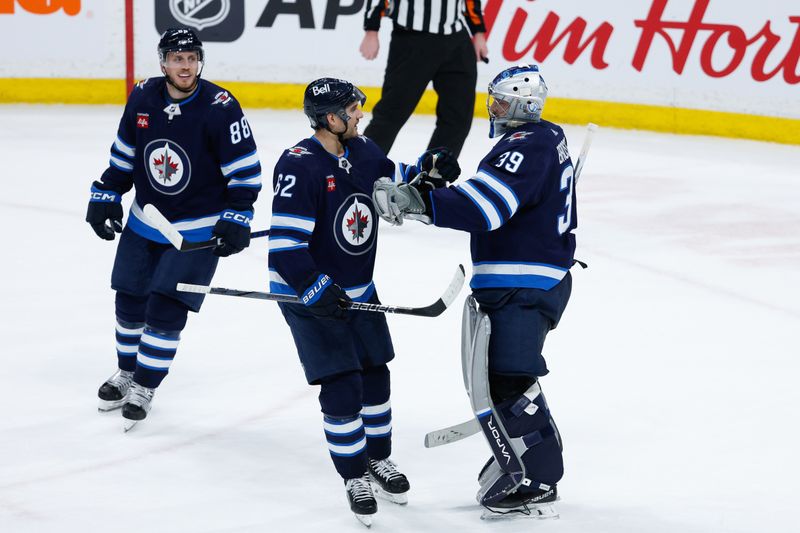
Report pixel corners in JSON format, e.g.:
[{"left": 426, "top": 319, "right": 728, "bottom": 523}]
[
  {"left": 417, "top": 147, "right": 461, "bottom": 185},
  {"left": 86, "top": 182, "right": 123, "bottom": 240},
  {"left": 372, "top": 177, "right": 431, "bottom": 226},
  {"left": 301, "top": 273, "right": 351, "bottom": 320},
  {"left": 212, "top": 207, "right": 253, "bottom": 257}
]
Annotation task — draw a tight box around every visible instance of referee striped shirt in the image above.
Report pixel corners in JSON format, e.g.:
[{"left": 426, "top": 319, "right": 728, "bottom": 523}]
[{"left": 364, "top": 0, "right": 486, "bottom": 36}]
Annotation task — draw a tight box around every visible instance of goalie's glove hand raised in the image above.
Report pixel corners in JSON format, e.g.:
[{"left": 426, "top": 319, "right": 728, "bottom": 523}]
[
  {"left": 86, "top": 183, "right": 123, "bottom": 241},
  {"left": 212, "top": 207, "right": 253, "bottom": 257},
  {"left": 417, "top": 147, "right": 460, "bottom": 185},
  {"left": 301, "top": 273, "right": 351, "bottom": 320},
  {"left": 372, "top": 177, "right": 431, "bottom": 226}
]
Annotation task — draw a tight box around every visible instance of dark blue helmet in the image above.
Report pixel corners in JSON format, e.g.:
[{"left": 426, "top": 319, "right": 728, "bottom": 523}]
[
  {"left": 303, "top": 78, "right": 366, "bottom": 130},
  {"left": 158, "top": 27, "right": 204, "bottom": 63}
]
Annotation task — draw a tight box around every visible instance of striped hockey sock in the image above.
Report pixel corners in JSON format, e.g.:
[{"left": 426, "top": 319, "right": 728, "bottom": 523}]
[
  {"left": 323, "top": 414, "right": 368, "bottom": 480},
  {"left": 362, "top": 400, "right": 392, "bottom": 460},
  {"left": 115, "top": 319, "right": 144, "bottom": 372},
  {"left": 133, "top": 326, "right": 180, "bottom": 389}
]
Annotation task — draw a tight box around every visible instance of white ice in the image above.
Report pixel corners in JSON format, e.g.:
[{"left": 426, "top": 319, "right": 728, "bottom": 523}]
[{"left": 1, "top": 105, "right": 799, "bottom": 533}]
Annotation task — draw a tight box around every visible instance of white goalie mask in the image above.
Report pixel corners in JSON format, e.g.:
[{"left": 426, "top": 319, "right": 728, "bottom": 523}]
[{"left": 487, "top": 64, "right": 548, "bottom": 138}]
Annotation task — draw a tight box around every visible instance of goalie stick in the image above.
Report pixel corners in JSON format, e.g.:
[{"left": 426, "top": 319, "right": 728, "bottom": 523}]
[
  {"left": 423, "top": 123, "right": 599, "bottom": 449},
  {"left": 574, "top": 122, "right": 598, "bottom": 183},
  {"left": 177, "top": 264, "right": 465, "bottom": 318},
  {"left": 143, "top": 204, "right": 270, "bottom": 251}
]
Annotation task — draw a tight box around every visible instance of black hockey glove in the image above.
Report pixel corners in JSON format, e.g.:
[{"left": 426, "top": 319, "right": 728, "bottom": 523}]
[
  {"left": 300, "top": 273, "right": 352, "bottom": 320},
  {"left": 417, "top": 147, "right": 461, "bottom": 185},
  {"left": 212, "top": 207, "right": 253, "bottom": 257},
  {"left": 86, "top": 182, "right": 123, "bottom": 240}
]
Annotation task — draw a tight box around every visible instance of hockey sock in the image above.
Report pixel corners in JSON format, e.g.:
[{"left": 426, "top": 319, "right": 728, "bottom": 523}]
[
  {"left": 115, "top": 319, "right": 144, "bottom": 372},
  {"left": 319, "top": 372, "right": 368, "bottom": 479},
  {"left": 361, "top": 364, "right": 392, "bottom": 461},
  {"left": 133, "top": 326, "right": 180, "bottom": 389}
]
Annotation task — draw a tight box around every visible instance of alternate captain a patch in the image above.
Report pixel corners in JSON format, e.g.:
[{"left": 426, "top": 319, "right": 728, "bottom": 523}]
[
  {"left": 334, "top": 193, "right": 376, "bottom": 256},
  {"left": 143, "top": 139, "right": 192, "bottom": 195}
]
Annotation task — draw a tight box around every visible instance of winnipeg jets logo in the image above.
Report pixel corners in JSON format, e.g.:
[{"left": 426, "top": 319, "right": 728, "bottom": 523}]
[
  {"left": 334, "top": 193, "right": 375, "bottom": 256},
  {"left": 212, "top": 91, "right": 232, "bottom": 106},
  {"left": 506, "top": 131, "right": 532, "bottom": 142},
  {"left": 170, "top": 0, "right": 230, "bottom": 31},
  {"left": 144, "top": 139, "right": 192, "bottom": 195},
  {"left": 287, "top": 146, "right": 311, "bottom": 157}
]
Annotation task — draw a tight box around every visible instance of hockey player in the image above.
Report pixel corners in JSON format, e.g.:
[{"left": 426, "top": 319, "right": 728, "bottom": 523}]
[
  {"left": 86, "top": 28, "right": 261, "bottom": 431},
  {"left": 268, "top": 77, "right": 459, "bottom": 526},
  {"left": 372, "top": 64, "right": 574, "bottom": 517}
]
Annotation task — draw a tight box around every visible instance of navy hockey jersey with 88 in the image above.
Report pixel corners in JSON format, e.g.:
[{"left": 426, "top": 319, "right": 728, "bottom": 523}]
[{"left": 96, "top": 77, "right": 262, "bottom": 243}]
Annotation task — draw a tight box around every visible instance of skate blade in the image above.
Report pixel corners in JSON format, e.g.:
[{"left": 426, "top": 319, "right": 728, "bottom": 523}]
[
  {"left": 481, "top": 502, "right": 559, "bottom": 520},
  {"left": 372, "top": 485, "right": 408, "bottom": 505},
  {"left": 123, "top": 419, "right": 139, "bottom": 432},
  {"left": 98, "top": 398, "right": 126, "bottom": 412},
  {"left": 353, "top": 513, "right": 373, "bottom": 528}
]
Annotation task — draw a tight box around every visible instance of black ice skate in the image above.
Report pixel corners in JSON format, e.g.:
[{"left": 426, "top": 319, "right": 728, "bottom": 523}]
[
  {"left": 121, "top": 382, "right": 155, "bottom": 432},
  {"left": 481, "top": 484, "right": 559, "bottom": 520},
  {"left": 97, "top": 369, "right": 134, "bottom": 411},
  {"left": 368, "top": 458, "right": 410, "bottom": 505},
  {"left": 345, "top": 473, "right": 378, "bottom": 527}
]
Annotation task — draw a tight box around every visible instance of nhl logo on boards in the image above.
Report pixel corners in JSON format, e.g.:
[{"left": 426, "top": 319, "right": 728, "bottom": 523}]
[
  {"left": 326, "top": 175, "right": 336, "bottom": 192},
  {"left": 137, "top": 113, "right": 150, "bottom": 129},
  {"left": 334, "top": 194, "right": 375, "bottom": 256},
  {"left": 143, "top": 139, "right": 192, "bottom": 196},
  {"left": 154, "top": 0, "right": 245, "bottom": 41}
]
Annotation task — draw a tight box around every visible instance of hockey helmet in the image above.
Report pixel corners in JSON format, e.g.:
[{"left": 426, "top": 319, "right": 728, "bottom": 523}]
[
  {"left": 486, "top": 64, "right": 548, "bottom": 138},
  {"left": 158, "top": 27, "right": 204, "bottom": 64},
  {"left": 304, "top": 78, "right": 366, "bottom": 130}
]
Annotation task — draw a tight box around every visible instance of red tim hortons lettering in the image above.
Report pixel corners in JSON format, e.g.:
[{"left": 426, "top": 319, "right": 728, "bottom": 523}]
[
  {"left": 484, "top": 0, "right": 613, "bottom": 69},
  {"left": 633, "top": 0, "right": 800, "bottom": 84}
]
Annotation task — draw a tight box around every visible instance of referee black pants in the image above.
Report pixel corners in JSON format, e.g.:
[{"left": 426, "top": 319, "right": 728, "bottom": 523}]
[{"left": 364, "top": 27, "right": 477, "bottom": 158}]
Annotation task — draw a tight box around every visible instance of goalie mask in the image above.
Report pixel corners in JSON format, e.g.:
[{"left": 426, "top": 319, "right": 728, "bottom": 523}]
[
  {"left": 487, "top": 64, "right": 548, "bottom": 138},
  {"left": 304, "top": 78, "right": 367, "bottom": 131}
]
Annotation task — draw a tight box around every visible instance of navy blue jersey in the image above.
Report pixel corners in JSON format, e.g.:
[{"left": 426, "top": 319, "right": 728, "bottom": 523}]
[
  {"left": 96, "top": 77, "right": 262, "bottom": 243},
  {"left": 268, "top": 136, "right": 411, "bottom": 301},
  {"left": 430, "top": 120, "right": 576, "bottom": 290}
]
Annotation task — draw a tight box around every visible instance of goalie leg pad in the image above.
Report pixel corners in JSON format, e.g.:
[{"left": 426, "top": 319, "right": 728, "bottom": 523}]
[{"left": 462, "top": 297, "right": 527, "bottom": 505}]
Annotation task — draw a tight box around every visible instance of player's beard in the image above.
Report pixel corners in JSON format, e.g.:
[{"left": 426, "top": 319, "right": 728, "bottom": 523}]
[{"left": 166, "top": 70, "right": 198, "bottom": 94}]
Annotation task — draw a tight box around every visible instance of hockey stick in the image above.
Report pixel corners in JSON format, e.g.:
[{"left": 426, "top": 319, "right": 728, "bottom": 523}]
[
  {"left": 143, "top": 203, "right": 270, "bottom": 252},
  {"left": 177, "top": 264, "right": 465, "bottom": 317},
  {"left": 424, "top": 417, "right": 480, "bottom": 448},
  {"left": 574, "top": 122, "right": 598, "bottom": 183}
]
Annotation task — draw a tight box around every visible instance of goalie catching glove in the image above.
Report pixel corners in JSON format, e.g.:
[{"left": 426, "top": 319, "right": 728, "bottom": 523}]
[{"left": 372, "top": 178, "right": 433, "bottom": 226}]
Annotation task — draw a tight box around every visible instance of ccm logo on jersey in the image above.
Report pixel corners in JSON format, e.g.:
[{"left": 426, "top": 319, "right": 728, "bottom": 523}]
[
  {"left": 302, "top": 274, "right": 331, "bottom": 305},
  {"left": 222, "top": 211, "right": 251, "bottom": 225},
  {"left": 312, "top": 84, "right": 330, "bottom": 96}
]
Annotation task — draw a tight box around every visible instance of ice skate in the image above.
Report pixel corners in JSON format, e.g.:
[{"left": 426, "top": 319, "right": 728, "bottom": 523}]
[
  {"left": 480, "top": 484, "right": 559, "bottom": 520},
  {"left": 368, "top": 458, "right": 410, "bottom": 505},
  {"left": 97, "top": 369, "right": 134, "bottom": 411},
  {"left": 345, "top": 473, "right": 377, "bottom": 527},
  {"left": 122, "top": 382, "right": 155, "bottom": 432}
]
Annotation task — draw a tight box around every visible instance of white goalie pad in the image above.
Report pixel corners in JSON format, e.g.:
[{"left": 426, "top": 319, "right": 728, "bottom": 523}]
[{"left": 461, "top": 297, "right": 530, "bottom": 506}]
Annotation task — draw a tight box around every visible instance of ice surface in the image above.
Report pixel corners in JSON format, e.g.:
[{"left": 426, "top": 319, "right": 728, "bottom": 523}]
[{"left": 1, "top": 105, "right": 798, "bottom": 532}]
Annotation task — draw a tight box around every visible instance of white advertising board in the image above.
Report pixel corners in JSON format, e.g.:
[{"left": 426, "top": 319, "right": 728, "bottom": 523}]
[{"left": 1, "top": 1, "right": 798, "bottom": 119}]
